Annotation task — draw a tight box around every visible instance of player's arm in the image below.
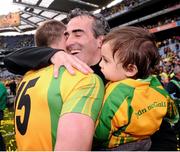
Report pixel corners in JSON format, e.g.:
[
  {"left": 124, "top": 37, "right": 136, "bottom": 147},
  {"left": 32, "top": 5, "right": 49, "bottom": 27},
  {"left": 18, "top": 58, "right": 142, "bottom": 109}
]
[
  {"left": 55, "top": 73, "right": 104, "bottom": 150},
  {"left": 55, "top": 113, "right": 94, "bottom": 150},
  {"left": 4, "top": 47, "right": 59, "bottom": 75}
]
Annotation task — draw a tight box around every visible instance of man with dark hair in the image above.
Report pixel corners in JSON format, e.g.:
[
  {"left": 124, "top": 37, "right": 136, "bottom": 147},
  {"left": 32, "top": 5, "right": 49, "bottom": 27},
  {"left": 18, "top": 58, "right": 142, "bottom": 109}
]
[{"left": 4, "top": 8, "right": 109, "bottom": 78}]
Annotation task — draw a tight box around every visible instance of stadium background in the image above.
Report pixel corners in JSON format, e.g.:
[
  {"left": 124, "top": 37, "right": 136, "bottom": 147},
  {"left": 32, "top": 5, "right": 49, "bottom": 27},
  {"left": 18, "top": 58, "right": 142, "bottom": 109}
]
[{"left": 0, "top": 0, "right": 179, "bottom": 150}]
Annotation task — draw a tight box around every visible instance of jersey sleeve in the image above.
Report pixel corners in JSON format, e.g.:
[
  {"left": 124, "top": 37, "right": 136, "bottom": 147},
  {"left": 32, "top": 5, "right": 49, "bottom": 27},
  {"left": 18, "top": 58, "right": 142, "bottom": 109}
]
[
  {"left": 4, "top": 47, "right": 59, "bottom": 75},
  {"left": 60, "top": 73, "right": 104, "bottom": 122}
]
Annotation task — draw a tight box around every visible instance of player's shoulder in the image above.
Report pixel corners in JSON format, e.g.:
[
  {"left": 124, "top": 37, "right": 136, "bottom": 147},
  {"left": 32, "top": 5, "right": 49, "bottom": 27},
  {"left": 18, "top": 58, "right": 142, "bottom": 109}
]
[
  {"left": 24, "top": 65, "right": 53, "bottom": 79},
  {"left": 64, "top": 68, "right": 102, "bottom": 80}
]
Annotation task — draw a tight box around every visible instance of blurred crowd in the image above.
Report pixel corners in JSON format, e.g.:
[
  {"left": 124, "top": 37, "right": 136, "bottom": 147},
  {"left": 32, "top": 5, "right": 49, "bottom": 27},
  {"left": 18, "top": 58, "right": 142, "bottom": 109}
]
[
  {"left": 100, "top": 0, "right": 179, "bottom": 19},
  {"left": 99, "top": 0, "right": 180, "bottom": 31},
  {"left": 156, "top": 36, "right": 180, "bottom": 87},
  {"left": 100, "top": 0, "right": 144, "bottom": 17},
  {"left": 0, "top": 35, "right": 34, "bottom": 51},
  {"left": 145, "top": 15, "right": 180, "bottom": 30},
  {"left": 0, "top": 75, "right": 22, "bottom": 107}
]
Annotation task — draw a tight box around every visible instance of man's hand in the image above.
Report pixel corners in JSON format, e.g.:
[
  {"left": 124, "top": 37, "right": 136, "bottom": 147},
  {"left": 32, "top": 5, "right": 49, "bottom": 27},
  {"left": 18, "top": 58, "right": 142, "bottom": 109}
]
[{"left": 50, "top": 51, "right": 93, "bottom": 78}]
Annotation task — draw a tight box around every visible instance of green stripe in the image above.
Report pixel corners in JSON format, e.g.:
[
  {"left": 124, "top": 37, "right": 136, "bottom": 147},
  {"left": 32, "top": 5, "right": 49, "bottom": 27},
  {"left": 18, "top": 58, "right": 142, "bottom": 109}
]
[
  {"left": 112, "top": 84, "right": 134, "bottom": 145},
  {"left": 95, "top": 83, "right": 134, "bottom": 147},
  {"left": 47, "top": 67, "right": 65, "bottom": 150},
  {"left": 91, "top": 75, "right": 104, "bottom": 121},
  {"left": 149, "top": 76, "right": 169, "bottom": 97},
  {"left": 72, "top": 77, "right": 95, "bottom": 113}
]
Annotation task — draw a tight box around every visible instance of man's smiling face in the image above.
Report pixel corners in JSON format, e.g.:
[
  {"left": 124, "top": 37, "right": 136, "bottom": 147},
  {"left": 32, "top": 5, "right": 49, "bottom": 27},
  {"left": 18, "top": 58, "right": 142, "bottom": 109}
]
[{"left": 64, "top": 15, "right": 102, "bottom": 66}]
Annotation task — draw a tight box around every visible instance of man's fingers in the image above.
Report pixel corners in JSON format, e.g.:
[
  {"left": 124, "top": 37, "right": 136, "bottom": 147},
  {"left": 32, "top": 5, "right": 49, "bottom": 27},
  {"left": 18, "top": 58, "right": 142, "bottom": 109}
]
[
  {"left": 76, "top": 59, "right": 93, "bottom": 73},
  {"left": 51, "top": 52, "right": 93, "bottom": 76},
  {"left": 71, "top": 57, "right": 93, "bottom": 74},
  {"left": 53, "top": 65, "right": 60, "bottom": 78},
  {"left": 64, "top": 63, "right": 76, "bottom": 75}
]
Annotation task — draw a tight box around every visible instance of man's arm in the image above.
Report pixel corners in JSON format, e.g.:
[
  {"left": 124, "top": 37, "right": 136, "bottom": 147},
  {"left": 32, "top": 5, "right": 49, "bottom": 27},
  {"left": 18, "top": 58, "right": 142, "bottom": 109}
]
[
  {"left": 4, "top": 46, "right": 92, "bottom": 75},
  {"left": 3, "top": 47, "right": 59, "bottom": 75},
  {"left": 55, "top": 113, "right": 94, "bottom": 151}
]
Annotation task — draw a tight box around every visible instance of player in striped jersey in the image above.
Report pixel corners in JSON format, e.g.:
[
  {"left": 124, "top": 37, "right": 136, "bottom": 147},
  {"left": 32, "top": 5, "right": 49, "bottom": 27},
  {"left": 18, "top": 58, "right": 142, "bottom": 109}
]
[
  {"left": 93, "top": 26, "right": 179, "bottom": 150},
  {"left": 14, "top": 20, "right": 104, "bottom": 151}
]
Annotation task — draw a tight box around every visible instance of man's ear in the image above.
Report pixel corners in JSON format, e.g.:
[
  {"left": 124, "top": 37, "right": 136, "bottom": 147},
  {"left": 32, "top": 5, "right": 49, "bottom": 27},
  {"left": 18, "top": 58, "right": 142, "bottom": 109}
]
[
  {"left": 97, "top": 35, "right": 104, "bottom": 48},
  {"left": 125, "top": 64, "right": 138, "bottom": 77}
]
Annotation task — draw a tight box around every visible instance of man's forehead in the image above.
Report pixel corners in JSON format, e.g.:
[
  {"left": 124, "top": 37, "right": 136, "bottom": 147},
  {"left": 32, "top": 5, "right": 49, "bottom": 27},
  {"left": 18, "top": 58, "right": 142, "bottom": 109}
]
[{"left": 67, "top": 16, "right": 93, "bottom": 28}]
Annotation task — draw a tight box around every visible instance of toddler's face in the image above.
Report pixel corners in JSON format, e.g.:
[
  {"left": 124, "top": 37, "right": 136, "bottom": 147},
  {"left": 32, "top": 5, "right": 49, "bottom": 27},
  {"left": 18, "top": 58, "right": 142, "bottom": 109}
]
[{"left": 99, "top": 42, "right": 127, "bottom": 82}]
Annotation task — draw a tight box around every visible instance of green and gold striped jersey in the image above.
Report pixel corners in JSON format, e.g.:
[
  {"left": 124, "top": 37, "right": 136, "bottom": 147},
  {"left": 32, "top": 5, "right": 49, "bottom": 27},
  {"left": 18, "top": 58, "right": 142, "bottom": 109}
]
[
  {"left": 15, "top": 65, "right": 104, "bottom": 151},
  {"left": 94, "top": 76, "right": 179, "bottom": 149}
]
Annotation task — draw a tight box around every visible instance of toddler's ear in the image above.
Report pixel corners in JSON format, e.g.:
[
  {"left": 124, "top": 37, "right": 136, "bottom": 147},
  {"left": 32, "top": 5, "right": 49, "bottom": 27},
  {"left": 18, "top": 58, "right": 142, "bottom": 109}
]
[{"left": 126, "top": 64, "right": 138, "bottom": 77}]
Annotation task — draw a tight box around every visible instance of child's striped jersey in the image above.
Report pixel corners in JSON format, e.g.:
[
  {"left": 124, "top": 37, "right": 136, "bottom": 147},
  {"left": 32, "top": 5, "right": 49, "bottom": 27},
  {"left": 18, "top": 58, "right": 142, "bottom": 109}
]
[{"left": 94, "top": 76, "right": 179, "bottom": 149}]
